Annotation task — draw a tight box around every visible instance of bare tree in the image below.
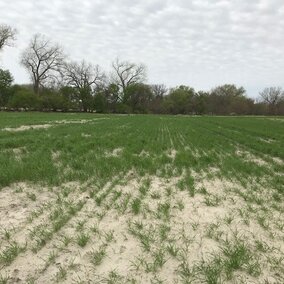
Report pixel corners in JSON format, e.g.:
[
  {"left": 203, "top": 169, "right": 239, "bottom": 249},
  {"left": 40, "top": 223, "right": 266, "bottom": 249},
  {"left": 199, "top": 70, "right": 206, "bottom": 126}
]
[
  {"left": 64, "top": 60, "right": 105, "bottom": 90},
  {"left": 20, "top": 34, "right": 64, "bottom": 95},
  {"left": 259, "top": 87, "right": 284, "bottom": 114},
  {"left": 259, "top": 87, "right": 283, "bottom": 104},
  {"left": 111, "top": 58, "right": 146, "bottom": 100},
  {"left": 0, "top": 24, "right": 16, "bottom": 51},
  {"left": 151, "top": 84, "right": 168, "bottom": 98},
  {"left": 64, "top": 60, "right": 105, "bottom": 111}
]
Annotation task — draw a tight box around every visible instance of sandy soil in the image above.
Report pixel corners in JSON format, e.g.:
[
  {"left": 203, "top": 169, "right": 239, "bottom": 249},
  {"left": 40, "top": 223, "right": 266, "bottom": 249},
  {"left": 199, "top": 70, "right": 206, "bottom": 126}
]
[
  {"left": 2, "top": 118, "right": 108, "bottom": 132},
  {"left": 0, "top": 172, "right": 283, "bottom": 283}
]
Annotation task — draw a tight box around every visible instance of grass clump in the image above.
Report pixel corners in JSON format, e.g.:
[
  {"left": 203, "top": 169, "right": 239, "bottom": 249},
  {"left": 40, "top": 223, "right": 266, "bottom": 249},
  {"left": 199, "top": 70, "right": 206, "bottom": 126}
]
[
  {"left": 131, "top": 198, "right": 142, "bottom": 215},
  {"left": 188, "top": 237, "right": 261, "bottom": 283},
  {"left": 55, "top": 265, "right": 67, "bottom": 282},
  {"left": 177, "top": 175, "right": 195, "bottom": 197},
  {"left": 0, "top": 274, "right": 10, "bottom": 284},
  {"left": 90, "top": 245, "right": 107, "bottom": 266},
  {"left": 26, "top": 192, "right": 36, "bottom": 201},
  {"left": 0, "top": 242, "right": 26, "bottom": 266},
  {"left": 76, "top": 233, "right": 90, "bottom": 247},
  {"left": 156, "top": 201, "right": 171, "bottom": 220},
  {"left": 204, "top": 194, "right": 221, "bottom": 207},
  {"left": 221, "top": 238, "right": 261, "bottom": 278}
]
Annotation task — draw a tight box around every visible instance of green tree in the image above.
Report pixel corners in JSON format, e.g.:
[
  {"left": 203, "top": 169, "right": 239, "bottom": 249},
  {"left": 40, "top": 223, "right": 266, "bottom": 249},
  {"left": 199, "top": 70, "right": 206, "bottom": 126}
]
[
  {"left": 124, "top": 83, "right": 153, "bottom": 113},
  {"left": 8, "top": 87, "right": 40, "bottom": 110},
  {"left": 209, "top": 84, "right": 247, "bottom": 114},
  {"left": 79, "top": 86, "right": 95, "bottom": 112},
  {"left": 59, "top": 86, "right": 79, "bottom": 110},
  {"left": 0, "top": 69, "right": 14, "bottom": 107},
  {"left": 195, "top": 91, "right": 209, "bottom": 115},
  {"left": 40, "top": 88, "right": 73, "bottom": 111},
  {"left": 94, "top": 92, "right": 108, "bottom": 113},
  {"left": 163, "top": 85, "right": 195, "bottom": 114}
]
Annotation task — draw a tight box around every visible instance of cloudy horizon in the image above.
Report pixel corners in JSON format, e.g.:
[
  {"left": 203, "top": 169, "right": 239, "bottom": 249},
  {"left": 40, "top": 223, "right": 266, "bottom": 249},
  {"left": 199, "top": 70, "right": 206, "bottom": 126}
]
[{"left": 1, "top": 0, "right": 284, "bottom": 98}]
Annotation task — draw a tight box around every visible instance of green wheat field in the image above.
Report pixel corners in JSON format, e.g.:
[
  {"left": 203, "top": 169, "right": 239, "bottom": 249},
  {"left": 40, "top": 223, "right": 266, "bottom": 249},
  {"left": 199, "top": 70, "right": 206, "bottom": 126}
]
[{"left": 0, "top": 113, "right": 283, "bottom": 283}]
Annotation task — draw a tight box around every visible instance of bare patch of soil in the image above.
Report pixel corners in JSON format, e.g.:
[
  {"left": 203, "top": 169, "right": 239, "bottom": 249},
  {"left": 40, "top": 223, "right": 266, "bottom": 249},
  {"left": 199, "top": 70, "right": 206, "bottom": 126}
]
[
  {"left": 235, "top": 149, "right": 268, "bottom": 166},
  {"left": 105, "top": 148, "right": 123, "bottom": 158},
  {"left": 0, "top": 175, "right": 283, "bottom": 283},
  {"left": 3, "top": 124, "right": 52, "bottom": 132},
  {"left": 2, "top": 118, "right": 107, "bottom": 132}
]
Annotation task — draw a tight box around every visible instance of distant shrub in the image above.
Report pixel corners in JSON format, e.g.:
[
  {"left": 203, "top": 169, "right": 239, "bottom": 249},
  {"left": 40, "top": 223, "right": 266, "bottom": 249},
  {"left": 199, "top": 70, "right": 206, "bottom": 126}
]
[{"left": 8, "top": 88, "right": 40, "bottom": 110}]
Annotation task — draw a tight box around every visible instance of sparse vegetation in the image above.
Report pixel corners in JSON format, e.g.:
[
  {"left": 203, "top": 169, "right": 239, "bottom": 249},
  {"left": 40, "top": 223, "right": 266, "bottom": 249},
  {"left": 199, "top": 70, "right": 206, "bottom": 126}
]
[
  {"left": 90, "top": 245, "right": 107, "bottom": 267},
  {"left": 76, "top": 232, "right": 90, "bottom": 247},
  {"left": 0, "top": 242, "right": 25, "bottom": 266},
  {"left": 0, "top": 113, "right": 283, "bottom": 282}
]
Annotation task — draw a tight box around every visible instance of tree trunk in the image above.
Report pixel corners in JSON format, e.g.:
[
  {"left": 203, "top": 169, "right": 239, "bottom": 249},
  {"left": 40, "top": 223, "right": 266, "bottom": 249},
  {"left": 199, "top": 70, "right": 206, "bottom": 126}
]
[{"left": 34, "top": 80, "right": 40, "bottom": 96}]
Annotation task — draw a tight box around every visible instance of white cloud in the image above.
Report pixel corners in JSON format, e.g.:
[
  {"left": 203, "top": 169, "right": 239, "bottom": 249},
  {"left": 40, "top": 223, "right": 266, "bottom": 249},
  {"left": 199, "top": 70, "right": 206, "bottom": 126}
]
[{"left": 0, "top": 0, "right": 284, "bottom": 97}]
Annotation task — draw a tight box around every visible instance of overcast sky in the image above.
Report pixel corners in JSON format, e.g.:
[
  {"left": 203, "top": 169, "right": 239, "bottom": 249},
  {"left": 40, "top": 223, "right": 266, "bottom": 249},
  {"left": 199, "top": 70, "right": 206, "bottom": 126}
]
[{"left": 0, "top": 0, "right": 284, "bottom": 98}]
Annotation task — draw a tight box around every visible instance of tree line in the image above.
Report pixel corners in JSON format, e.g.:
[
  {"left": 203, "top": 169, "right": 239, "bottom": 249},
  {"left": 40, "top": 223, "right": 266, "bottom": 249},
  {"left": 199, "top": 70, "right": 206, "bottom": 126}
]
[{"left": 1, "top": 25, "right": 284, "bottom": 115}]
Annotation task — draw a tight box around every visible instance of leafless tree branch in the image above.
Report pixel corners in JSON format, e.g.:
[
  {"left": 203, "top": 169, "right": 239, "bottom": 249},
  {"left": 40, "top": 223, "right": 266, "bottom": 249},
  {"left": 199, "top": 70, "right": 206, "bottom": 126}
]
[
  {"left": 63, "top": 60, "right": 105, "bottom": 90},
  {"left": 111, "top": 58, "right": 146, "bottom": 99},
  {"left": 20, "top": 34, "right": 65, "bottom": 95},
  {"left": 0, "top": 24, "right": 17, "bottom": 50}
]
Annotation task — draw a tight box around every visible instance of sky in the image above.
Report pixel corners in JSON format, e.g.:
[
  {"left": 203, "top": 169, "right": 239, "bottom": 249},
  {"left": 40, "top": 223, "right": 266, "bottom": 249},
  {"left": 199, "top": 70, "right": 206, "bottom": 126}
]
[{"left": 0, "top": 0, "right": 284, "bottom": 98}]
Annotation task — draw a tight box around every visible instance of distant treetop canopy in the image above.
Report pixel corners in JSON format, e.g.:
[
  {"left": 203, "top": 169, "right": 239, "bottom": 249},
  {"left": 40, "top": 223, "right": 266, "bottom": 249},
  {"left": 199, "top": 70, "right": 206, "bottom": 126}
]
[{"left": 0, "top": 27, "right": 283, "bottom": 115}]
